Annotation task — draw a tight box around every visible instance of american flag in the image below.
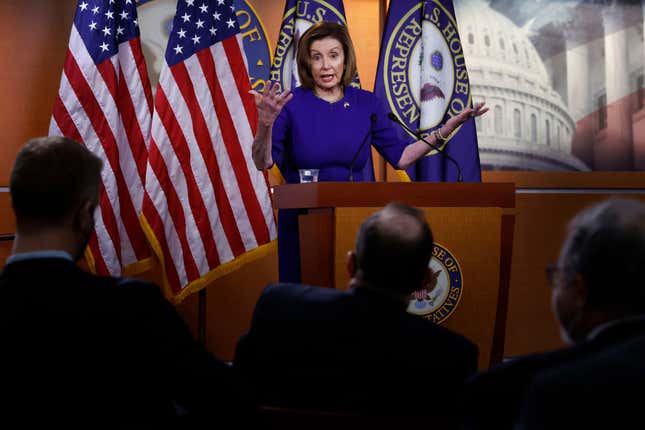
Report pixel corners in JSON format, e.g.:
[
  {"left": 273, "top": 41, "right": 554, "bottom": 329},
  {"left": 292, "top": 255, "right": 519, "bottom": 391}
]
[
  {"left": 50, "top": 0, "right": 153, "bottom": 276},
  {"left": 141, "top": 0, "right": 277, "bottom": 300}
]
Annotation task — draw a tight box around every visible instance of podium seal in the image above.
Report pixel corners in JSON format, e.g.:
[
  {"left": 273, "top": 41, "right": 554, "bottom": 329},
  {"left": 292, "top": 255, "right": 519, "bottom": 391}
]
[
  {"left": 407, "top": 242, "right": 463, "bottom": 324},
  {"left": 381, "top": 1, "right": 472, "bottom": 151}
]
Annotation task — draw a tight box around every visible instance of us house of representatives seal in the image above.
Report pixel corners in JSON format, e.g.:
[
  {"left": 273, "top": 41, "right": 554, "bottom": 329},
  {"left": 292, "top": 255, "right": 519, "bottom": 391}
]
[
  {"left": 407, "top": 242, "right": 463, "bottom": 324},
  {"left": 381, "top": 1, "right": 472, "bottom": 153}
]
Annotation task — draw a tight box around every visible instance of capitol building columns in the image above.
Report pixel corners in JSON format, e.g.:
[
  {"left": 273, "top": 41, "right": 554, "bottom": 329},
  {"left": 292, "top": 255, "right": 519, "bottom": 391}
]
[
  {"left": 597, "top": 4, "right": 634, "bottom": 169},
  {"left": 635, "top": 0, "right": 645, "bottom": 170},
  {"left": 455, "top": 0, "right": 645, "bottom": 171},
  {"left": 456, "top": 0, "right": 588, "bottom": 171},
  {"left": 565, "top": 23, "right": 595, "bottom": 168}
]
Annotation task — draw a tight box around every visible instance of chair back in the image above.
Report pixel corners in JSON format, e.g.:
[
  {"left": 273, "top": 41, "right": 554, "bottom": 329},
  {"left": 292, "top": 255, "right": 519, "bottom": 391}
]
[{"left": 258, "top": 406, "right": 461, "bottom": 430}]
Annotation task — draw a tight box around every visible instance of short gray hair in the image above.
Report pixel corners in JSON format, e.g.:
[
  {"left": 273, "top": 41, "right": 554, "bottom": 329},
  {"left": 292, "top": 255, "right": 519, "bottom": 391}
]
[{"left": 559, "top": 198, "right": 645, "bottom": 312}]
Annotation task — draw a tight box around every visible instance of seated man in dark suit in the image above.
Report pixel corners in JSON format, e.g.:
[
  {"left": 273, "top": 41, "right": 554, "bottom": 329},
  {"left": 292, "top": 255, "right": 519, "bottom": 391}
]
[
  {"left": 234, "top": 202, "right": 478, "bottom": 416},
  {"left": 0, "top": 137, "right": 248, "bottom": 425},
  {"left": 464, "top": 198, "right": 645, "bottom": 430},
  {"left": 514, "top": 198, "right": 645, "bottom": 429}
]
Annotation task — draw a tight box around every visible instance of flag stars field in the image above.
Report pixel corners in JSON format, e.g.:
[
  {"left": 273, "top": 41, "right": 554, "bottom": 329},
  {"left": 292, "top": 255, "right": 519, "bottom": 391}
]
[
  {"left": 164, "top": 0, "right": 239, "bottom": 66},
  {"left": 74, "top": 0, "right": 141, "bottom": 63}
]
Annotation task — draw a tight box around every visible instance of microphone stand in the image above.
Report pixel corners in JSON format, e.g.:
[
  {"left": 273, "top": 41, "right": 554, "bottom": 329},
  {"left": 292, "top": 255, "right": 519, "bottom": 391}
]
[
  {"left": 387, "top": 113, "right": 463, "bottom": 182},
  {"left": 348, "top": 114, "right": 377, "bottom": 181}
]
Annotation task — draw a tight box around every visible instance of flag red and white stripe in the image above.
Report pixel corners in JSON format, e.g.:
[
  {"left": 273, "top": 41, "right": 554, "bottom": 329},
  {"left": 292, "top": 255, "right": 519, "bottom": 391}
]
[
  {"left": 142, "top": 0, "right": 276, "bottom": 299},
  {"left": 50, "top": 0, "right": 153, "bottom": 276}
]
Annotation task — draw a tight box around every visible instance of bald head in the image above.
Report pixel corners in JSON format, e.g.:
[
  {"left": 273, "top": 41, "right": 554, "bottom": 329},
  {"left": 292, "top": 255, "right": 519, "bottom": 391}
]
[{"left": 354, "top": 203, "right": 434, "bottom": 294}]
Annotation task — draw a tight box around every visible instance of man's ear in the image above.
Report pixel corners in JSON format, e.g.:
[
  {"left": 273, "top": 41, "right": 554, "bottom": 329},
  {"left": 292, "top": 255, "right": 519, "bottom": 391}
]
[
  {"left": 346, "top": 251, "right": 357, "bottom": 278},
  {"left": 570, "top": 274, "right": 588, "bottom": 309},
  {"left": 420, "top": 267, "right": 441, "bottom": 292},
  {"left": 73, "top": 199, "right": 97, "bottom": 232},
  {"left": 429, "top": 268, "right": 442, "bottom": 292}
]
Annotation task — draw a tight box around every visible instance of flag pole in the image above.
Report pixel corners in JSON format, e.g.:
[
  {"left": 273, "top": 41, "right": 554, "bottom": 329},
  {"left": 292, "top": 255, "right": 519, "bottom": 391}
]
[
  {"left": 198, "top": 289, "right": 207, "bottom": 346},
  {"left": 378, "top": 0, "right": 388, "bottom": 181}
]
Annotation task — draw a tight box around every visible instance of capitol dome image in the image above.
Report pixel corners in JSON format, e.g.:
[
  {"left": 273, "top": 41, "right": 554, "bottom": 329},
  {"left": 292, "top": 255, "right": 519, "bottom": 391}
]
[{"left": 455, "top": 0, "right": 590, "bottom": 171}]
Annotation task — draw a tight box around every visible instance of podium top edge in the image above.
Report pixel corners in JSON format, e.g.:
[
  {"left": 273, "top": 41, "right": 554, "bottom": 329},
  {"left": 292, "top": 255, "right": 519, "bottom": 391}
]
[{"left": 273, "top": 182, "right": 516, "bottom": 209}]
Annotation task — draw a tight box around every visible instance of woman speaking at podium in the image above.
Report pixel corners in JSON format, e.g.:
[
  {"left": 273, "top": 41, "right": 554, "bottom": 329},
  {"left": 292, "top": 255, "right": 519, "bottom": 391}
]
[{"left": 251, "top": 21, "right": 486, "bottom": 282}]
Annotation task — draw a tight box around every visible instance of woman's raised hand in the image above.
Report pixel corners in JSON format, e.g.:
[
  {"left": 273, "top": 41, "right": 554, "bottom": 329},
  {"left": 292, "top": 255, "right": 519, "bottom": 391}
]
[
  {"left": 250, "top": 81, "right": 294, "bottom": 170},
  {"left": 249, "top": 81, "right": 294, "bottom": 128},
  {"left": 440, "top": 102, "right": 488, "bottom": 137}
]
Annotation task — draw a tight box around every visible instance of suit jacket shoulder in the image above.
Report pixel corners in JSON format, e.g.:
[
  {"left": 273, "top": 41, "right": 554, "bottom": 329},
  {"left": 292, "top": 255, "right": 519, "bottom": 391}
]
[
  {"left": 463, "top": 343, "right": 590, "bottom": 430},
  {"left": 516, "top": 333, "right": 645, "bottom": 429},
  {"left": 252, "top": 282, "right": 352, "bottom": 323},
  {"left": 236, "top": 283, "right": 478, "bottom": 414},
  {"left": 0, "top": 257, "right": 246, "bottom": 423}
]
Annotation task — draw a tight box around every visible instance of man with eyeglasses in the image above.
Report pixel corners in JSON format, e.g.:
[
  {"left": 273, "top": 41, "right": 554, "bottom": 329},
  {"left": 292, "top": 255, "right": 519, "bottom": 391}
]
[{"left": 464, "top": 198, "right": 645, "bottom": 430}]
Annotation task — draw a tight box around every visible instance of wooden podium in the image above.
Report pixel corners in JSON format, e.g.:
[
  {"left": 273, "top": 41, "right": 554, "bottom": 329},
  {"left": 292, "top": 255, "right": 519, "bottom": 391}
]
[{"left": 274, "top": 182, "right": 516, "bottom": 369}]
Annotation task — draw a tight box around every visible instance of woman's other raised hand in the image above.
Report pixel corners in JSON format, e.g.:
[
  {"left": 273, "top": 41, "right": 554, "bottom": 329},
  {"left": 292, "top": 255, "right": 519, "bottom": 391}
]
[{"left": 249, "top": 81, "right": 294, "bottom": 128}]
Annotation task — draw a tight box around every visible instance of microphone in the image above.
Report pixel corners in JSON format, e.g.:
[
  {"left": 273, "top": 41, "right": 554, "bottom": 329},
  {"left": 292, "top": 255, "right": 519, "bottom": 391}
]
[
  {"left": 348, "top": 113, "right": 377, "bottom": 181},
  {"left": 387, "top": 112, "right": 463, "bottom": 182}
]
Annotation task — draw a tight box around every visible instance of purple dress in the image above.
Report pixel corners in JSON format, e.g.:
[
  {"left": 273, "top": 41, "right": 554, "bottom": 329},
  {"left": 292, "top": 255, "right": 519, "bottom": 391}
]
[{"left": 272, "top": 86, "right": 408, "bottom": 282}]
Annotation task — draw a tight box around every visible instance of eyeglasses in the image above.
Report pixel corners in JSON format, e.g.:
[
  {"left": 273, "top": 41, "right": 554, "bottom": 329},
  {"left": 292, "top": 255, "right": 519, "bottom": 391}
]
[{"left": 545, "top": 263, "right": 562, "bottom": 287}]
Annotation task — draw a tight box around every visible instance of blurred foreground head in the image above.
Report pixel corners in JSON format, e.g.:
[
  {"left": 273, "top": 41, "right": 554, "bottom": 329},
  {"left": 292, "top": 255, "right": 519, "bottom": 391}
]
[
  {"left": 552, "top": 198, "right": 645, "bottom": 343},
  {"left": 351, "top": 202, "right": 434, "bottom": 296},
  {"left": 10, "top": 136, "right": 102, "bottom": 260}
]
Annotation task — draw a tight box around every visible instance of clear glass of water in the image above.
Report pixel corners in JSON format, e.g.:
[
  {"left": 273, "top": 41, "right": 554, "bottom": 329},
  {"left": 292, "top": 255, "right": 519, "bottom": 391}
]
[{"left": 298, "top": 168, "right": 319, "bottom": 183}]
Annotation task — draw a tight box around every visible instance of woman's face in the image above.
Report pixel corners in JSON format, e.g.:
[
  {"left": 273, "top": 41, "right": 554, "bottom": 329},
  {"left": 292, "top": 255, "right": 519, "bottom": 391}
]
[{"left": 309, "top": 37, "right": 345, "bottom": 93}]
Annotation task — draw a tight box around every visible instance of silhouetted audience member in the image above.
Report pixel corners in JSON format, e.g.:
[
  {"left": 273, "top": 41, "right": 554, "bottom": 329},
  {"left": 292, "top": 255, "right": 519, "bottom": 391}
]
[
  {"left": 0, "top": 137, "right": 248, "bottom": 426},
  {"left": 234, "top": 202, "right": 478, "bottom": 417},
  {"left": 514, "top": 198, "right": 645, "bottom": 429},
  {"left": 464, "top": 198, "right": 645, "bottom": 429}
]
